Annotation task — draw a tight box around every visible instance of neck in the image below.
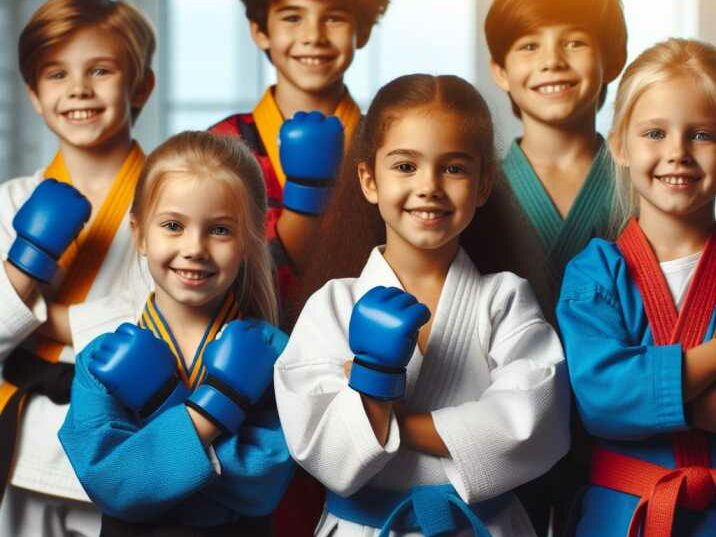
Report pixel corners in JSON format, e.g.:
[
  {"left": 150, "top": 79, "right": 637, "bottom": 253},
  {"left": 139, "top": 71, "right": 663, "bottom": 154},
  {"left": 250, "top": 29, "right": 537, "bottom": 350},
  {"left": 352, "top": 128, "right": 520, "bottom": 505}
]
[
  {"left": 273, "top": 80, "right": 346, "bottom": 118},
  {"left": 383, "top": 239, "right": 458, "bottom": 292},
  {"left": 638, "top": 205, "right": 715, "bottom": 261},
  {"left": 154, "top": 291, "right": 220, "bottom": 345},
  {"left": 59, "top": 134, "right": 133, "bottom": 196},
  {"left": 520, "top": 114, "right": 599, "bottom": 169}
]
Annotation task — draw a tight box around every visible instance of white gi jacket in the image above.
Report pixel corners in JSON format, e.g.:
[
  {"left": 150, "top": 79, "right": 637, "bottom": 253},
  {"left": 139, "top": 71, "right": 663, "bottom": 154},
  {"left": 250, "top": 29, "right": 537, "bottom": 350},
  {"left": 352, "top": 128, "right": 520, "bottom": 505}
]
[
  {"left": 274, "top": 247, "right": 570, "bottom": 537},
  {"left": 0, "top": 171, "right": 145, "bottom": 501}
]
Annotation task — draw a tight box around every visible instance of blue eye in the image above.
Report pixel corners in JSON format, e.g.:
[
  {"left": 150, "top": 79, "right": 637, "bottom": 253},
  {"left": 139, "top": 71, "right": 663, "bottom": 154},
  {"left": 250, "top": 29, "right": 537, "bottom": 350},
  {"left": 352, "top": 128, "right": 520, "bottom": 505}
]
[
  {"left": 211, "top": 225, "right": 231, "bottom": 236},
  {"left": 161, "top": 221, "right": 182, "bottom": 232},
  {"left": 91, "top": 67, "right": 109, "bottom": 76},
  {"left": 693, "top": 130, "right": 714, "bottom": 142},
  {"left": 643, "top": 129, "right": 665, "bottom": 140},
  {"left": 47, "top": 70, "right": 66, "bottom": 80}
]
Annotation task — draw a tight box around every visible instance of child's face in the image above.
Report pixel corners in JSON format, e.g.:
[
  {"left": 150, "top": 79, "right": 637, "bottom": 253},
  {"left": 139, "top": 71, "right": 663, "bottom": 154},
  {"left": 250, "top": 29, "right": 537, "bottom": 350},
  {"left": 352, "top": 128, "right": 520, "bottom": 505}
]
[
  {"left": 27, "top": 27, "right": 148, "bottom": 153},
  {"left": 491, "top": 24, "right": 603, "bottom": 128},
  {"left": 251, "top": 0, "right": 359, "bottom": 97},
  {"left": 134, "top": 175, "right": 244, "bottom": 317},
  {"left": 617, "top": 76, "right": 716, "bottom": 222},
  {"left": 358, "top": 107, "right": 490, "bottom": 259}
]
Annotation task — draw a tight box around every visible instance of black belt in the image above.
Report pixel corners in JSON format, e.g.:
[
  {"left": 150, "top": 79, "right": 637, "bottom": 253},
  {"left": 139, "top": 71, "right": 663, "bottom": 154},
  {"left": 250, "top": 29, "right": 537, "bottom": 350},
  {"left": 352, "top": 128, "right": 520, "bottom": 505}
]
[
  {"left": 0, "top": 348, "right": 74, "bottom": 505},
  {"left": 100, "top": 514, "right": 272, "bottom": 537}
]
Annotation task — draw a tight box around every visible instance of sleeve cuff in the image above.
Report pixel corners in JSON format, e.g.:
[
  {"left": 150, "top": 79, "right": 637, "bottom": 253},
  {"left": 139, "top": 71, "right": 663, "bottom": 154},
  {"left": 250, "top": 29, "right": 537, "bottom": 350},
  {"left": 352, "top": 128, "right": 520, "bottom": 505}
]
[
  {"left": 0, "top": 262, "right": 45, "bottom": 337},
  {"left": 654, "top": 343, "right": 687, "bottom": 430}
]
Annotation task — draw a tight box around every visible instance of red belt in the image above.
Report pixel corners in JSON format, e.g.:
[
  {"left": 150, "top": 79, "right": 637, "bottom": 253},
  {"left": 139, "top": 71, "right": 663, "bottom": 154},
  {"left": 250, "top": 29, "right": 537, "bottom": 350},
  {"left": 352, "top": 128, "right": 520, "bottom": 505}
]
[{"left": 591, "top": 447, "right": 716, "bottom": 537}]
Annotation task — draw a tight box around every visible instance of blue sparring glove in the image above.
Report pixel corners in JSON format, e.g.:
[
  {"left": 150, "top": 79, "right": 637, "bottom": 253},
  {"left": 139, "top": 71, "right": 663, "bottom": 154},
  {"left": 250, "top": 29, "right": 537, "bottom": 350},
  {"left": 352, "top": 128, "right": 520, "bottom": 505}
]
[
  {"left": 87, "top": 323, "right": 189, "bottom": 420},
  {"left": 187, "top": 319, "right": 288, "bottom": 434},
  {"left": 279, "top": 110, "right": 344, "bottom": 216},
  {"left": 348, "top": 286, "right": 431, "bottom": 401},
  {"left": 8, "top": 178, "right": 91, "bottom": 283}
]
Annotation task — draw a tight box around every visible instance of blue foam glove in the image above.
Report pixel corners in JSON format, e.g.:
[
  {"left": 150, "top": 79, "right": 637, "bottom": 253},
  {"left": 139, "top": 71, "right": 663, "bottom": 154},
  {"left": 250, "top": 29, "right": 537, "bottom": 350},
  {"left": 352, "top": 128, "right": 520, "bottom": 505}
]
[
  {"left": 8, "top": 178, "right": 91, "bottom": 282},
  {"left": 87, "top": 323, "right": 189, "bottom": 420},
  {"left": 348, "top": 286, "right": 431, "bottom": 401},
  {"left": 187, "top": 319, "right": 288, "bottom": 434},
  {"left": 280, "top": 111, "right": 344, "bottom": 216}
]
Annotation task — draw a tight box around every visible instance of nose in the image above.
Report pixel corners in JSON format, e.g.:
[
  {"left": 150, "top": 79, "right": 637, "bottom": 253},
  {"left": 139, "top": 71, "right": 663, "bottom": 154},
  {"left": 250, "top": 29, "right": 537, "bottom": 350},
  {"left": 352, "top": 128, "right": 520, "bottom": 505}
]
[
  {"left": 417, "top": 169, "right": 444, "bottom": 199},
  {"left": 181, "top": 230, "right": 207, "bottom": 259},
  {"left": 540, "top": 41, "right": 567, "bottom": 71},
  {"left": 67, "top": 74, "right": 93, "bottom": 99},
  {"left": 667, "top": 135, "right": 694, "bottom": 165},
  {"left": 301, "top": 16, "right": 327, "bottom": 45}
]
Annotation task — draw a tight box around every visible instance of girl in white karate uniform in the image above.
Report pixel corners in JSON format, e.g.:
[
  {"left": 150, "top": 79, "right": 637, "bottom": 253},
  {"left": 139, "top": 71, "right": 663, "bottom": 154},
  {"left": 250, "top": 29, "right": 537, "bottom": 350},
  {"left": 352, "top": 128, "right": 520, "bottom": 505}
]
[{"left": 274, "top": 74, "right": 570, "bottom": 537}]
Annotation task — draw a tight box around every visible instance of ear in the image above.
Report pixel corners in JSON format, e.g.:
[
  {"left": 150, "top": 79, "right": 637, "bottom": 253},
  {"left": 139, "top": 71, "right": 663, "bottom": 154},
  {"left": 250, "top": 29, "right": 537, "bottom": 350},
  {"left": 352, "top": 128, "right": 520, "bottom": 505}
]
[
  {"left": 608, "top": 134, "right": 628, "bottom": 167},
  {"left": 250, "top": 21, "right": 271, "bottom": 53},
  {"left": 26, "top": 85, "right": 43, "bottom": 116},
  {"left": 356, "top": 26, "right": 371, "bottom": 49},
  {"left": 130, "top": 215, "right": 146, "bottom": 256},
  {"left": 131, "top": 69, "right": 155, "bottom": 109},
  {"left": 489, "top": 59, "right": 511, "bottom": 92},
  {"left": 357, "top": 162, "right": 378, "bottom": 205},
  {"left": 476, "top": 175, "right": 493, "bottom": 209}
]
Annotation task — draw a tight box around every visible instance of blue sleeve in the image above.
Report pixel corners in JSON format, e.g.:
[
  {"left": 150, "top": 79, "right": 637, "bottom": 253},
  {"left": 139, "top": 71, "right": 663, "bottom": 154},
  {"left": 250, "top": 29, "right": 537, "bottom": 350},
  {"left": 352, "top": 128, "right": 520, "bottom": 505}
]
[
  {"left": 556, "top": 242, "right": 687, "bottom": 440},
  {"left": 58, "top": 339, "right": 216, "bottom": 522},
  {"left": 201, "top": 395, "right": 294, "bottom": 516}
]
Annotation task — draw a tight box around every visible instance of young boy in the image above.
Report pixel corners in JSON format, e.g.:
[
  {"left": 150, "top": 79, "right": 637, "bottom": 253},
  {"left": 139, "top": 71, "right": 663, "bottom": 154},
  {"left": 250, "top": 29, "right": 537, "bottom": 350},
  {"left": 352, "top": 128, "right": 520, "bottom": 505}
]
[
  {"left": 210, "top": 0, "right": 388, "bottom": 306},
  {"left": 463, "top": 0, "right": 627, "bottom": 534},
  {"left": 209, "top": 2, "right": 388, "bottom": 535},
  {"left": 0, "top": 1, "right": 155, "bottom": 535}
]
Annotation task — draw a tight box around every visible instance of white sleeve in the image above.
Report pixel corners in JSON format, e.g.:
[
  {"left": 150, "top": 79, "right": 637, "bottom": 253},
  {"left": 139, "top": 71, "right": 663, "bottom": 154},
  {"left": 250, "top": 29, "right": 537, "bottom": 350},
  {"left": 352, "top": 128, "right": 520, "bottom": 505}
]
[
  {"left": 0, "top": 175, "right": 46, "bottom": 361},
  {"left": 432, "top": 274, "right": 570, "bottom": 503},
  {"left": 274, "top": 283, "right": 400, "bottom": 497}
]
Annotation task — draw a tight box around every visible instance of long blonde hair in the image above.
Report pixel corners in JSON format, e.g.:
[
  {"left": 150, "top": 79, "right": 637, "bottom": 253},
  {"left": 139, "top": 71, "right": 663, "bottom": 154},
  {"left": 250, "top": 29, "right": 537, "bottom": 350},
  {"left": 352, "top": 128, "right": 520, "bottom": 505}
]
[
  {"left": 132, "top": 131, "right": 278, "bottom": 325},
  {"left": 608, "top": 38, "right": 716, "bottom": 232}
]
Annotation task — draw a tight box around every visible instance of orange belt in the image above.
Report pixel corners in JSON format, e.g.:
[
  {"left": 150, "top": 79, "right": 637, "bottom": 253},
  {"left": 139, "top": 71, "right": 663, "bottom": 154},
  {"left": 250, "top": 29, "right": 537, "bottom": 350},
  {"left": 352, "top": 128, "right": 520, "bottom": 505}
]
[{"left": 591, "top": 218, "right": 716, "bottom": 536}]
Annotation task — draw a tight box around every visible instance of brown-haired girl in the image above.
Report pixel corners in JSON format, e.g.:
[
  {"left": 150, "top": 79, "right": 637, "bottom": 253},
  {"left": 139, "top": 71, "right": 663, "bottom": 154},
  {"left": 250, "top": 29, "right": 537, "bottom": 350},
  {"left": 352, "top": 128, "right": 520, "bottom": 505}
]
[
  {"left": 275, "top": 74, "right": 570, "bottom": 537},
  {"left": 59, "top": 131, "right": 293, "bottom": 537}
]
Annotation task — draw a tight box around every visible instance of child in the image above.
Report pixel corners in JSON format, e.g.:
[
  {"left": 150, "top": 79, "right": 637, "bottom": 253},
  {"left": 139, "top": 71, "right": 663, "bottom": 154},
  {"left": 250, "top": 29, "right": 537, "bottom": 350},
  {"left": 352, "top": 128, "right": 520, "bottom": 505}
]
[
  {"left": 557, "top": 39, "right": 716, "bottom": 536},
  {"left": 210, "top": 0, "right": 388, "bottom": 300},
  {"left": 59, "top": 131, "right": 294, "bottom": 536},
  {"left": 466, "top": 0, "right": 627, "bottom": 323},
  {"left": 275, "top": 74, "right": 570, "bottom": 537},
  {"left": 0, "top": 1, "right": 154, "bottom": 535}
]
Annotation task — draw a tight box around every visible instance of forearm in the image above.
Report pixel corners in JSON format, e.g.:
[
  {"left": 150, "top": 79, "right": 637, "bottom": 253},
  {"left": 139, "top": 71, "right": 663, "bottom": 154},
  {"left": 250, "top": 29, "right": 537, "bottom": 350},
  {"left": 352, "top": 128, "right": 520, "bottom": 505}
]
[
  {"left": 37, "top": 303, "right": 72, "bottom": 345},
  {"left": 186, "top": 405, "right": 221, "bottom": 446},
  {"left": 276, "top": 210, "right": 321, "bottom": 273},
  {"left": 398, "top": 412, "right": 449, "bottom": 457},
  {"left": 360, "top": 395, "right": 393, "bottom": 446},
  {"left": 682, "top": 338, "right": 716, "bottom": 402},
  {"left": 3, "top": 260, "right": 39, "bottom": 307}
]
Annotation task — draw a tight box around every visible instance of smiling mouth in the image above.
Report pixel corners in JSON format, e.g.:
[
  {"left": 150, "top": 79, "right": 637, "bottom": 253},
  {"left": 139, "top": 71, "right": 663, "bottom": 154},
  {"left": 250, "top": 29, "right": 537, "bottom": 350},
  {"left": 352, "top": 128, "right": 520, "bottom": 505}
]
[
  {"left": 406, "top": 209, "right": 451, "bottom": 221},
  {"left": 532, "top": 82, "right": 577, "bottom": 95},
  {"left": 171, "top": 268, "right": 215, "bottom": 282},
  {"left": 656, "top": 175, "right": 701, "bottom": 186},
  {"left": 63, "top": 109, "right": 102, "bottom": 121},
  {"left": 294, "top": 56, "right": 334, "bottom": 66}
]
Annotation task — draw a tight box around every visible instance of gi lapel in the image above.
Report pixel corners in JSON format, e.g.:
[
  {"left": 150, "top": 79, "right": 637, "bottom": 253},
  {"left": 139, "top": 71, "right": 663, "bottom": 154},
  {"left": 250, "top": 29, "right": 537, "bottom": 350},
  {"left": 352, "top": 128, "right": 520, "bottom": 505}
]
[{"left": 138, "top": 292, "right": 240, "bottom": 389}]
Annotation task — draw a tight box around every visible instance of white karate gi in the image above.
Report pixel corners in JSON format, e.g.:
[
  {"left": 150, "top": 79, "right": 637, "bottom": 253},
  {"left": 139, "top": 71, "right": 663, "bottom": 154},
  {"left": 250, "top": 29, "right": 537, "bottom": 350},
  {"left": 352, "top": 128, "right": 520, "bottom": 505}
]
[{"left": 275, "top": 247, "right": 570, "bottom": 537}]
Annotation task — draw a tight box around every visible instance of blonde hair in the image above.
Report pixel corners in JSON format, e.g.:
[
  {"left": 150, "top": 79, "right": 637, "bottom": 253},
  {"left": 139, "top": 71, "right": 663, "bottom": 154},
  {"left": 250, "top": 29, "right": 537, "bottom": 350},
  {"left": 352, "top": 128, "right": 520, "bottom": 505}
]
[
  {"left": 19, "top": 0, "right": 155, "bottom": 120},
  {"left": 608, "top": 38, "right": 716, "bottom": 232},
  {"left": 133, "top": 131, "right": 278, "bottom": 325}
]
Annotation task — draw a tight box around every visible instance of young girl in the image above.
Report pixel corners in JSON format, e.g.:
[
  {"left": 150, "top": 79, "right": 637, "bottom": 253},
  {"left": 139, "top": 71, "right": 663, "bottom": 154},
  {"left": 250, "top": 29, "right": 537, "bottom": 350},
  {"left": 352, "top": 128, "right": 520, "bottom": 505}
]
[
  {"left": 275, "top": 74, "right": 570, "bottom": 537},
  {"left": 557, "top": 39, "right": 716, "bottom": 536},
  {"left": 59, "top": 131, "right": 294, "bottom": 536}
]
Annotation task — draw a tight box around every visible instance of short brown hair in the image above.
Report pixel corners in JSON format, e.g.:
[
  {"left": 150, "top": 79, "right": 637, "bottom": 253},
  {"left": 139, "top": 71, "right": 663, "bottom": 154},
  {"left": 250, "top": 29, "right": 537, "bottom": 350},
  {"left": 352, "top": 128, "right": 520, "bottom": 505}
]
[
  {"left": 485, "top": 0, "right": 627, "bottom": 114},
  {"left": 19, "top": 0, "right": 155, "bottom": 119},
  {"left": 241, "top": 0, "right": 389, "bottom": 44}
]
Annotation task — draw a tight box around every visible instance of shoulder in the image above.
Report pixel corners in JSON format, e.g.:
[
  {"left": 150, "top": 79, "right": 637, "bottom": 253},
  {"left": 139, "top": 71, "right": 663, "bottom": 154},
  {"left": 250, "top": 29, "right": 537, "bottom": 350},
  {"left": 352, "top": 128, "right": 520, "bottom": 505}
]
[
  {"left": 563, "top": 238, "right": 624, "bottom": 285},
  {"left": 479, "top": 270, "right": 542, "bottom": 320},
  {"left": 0, "top": 172, "right": 43, "bottom": 204},
  {"left": 208, "top": 113, "right": 253, "bottom": 137}
]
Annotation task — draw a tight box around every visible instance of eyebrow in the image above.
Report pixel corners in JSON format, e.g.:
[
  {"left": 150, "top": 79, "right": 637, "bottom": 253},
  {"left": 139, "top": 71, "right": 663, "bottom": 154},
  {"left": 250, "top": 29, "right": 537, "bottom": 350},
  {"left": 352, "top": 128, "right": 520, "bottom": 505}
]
[
  {"left": 39, "top": 57, "right": 121, "bottom": 69},
  {"left": 384, "top": 149, "right": 475, "bottom": 160}
]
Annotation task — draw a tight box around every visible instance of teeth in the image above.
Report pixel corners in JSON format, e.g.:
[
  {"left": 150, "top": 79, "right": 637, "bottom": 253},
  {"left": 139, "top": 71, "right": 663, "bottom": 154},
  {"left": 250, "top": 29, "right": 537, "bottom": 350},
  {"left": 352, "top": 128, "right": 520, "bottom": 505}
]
[
  {"left": 65, "top": 109, "right": 98, "bottom": 120},
  {"left": 410, "top": 210, "right": 445, "bottom": 220},
  {"left": 659, "top": 175, "right": 697, "bottom": 185},
  {"left": 297, "top": 56, "right": 329, "bottom": 66},
  {"left": 173, "top": 269, "right": 210, "bottom": 280},
  {"left": 536, "top": 83, "right": 573, "bottom": 94}
]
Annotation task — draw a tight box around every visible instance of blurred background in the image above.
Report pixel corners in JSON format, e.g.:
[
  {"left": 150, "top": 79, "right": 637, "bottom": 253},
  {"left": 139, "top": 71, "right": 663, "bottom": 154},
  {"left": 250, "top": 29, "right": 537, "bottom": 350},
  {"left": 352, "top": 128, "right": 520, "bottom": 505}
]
[{"left": 1, "top": 0, "right": 714, "bottom": 179}]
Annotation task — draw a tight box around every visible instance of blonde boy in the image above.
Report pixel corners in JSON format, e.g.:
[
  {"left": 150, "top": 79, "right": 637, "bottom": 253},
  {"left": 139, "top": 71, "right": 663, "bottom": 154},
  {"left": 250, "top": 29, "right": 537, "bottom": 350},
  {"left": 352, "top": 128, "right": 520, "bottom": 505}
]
[{"left": 0, "top": 1, "right": 154, "bottom": 535}]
